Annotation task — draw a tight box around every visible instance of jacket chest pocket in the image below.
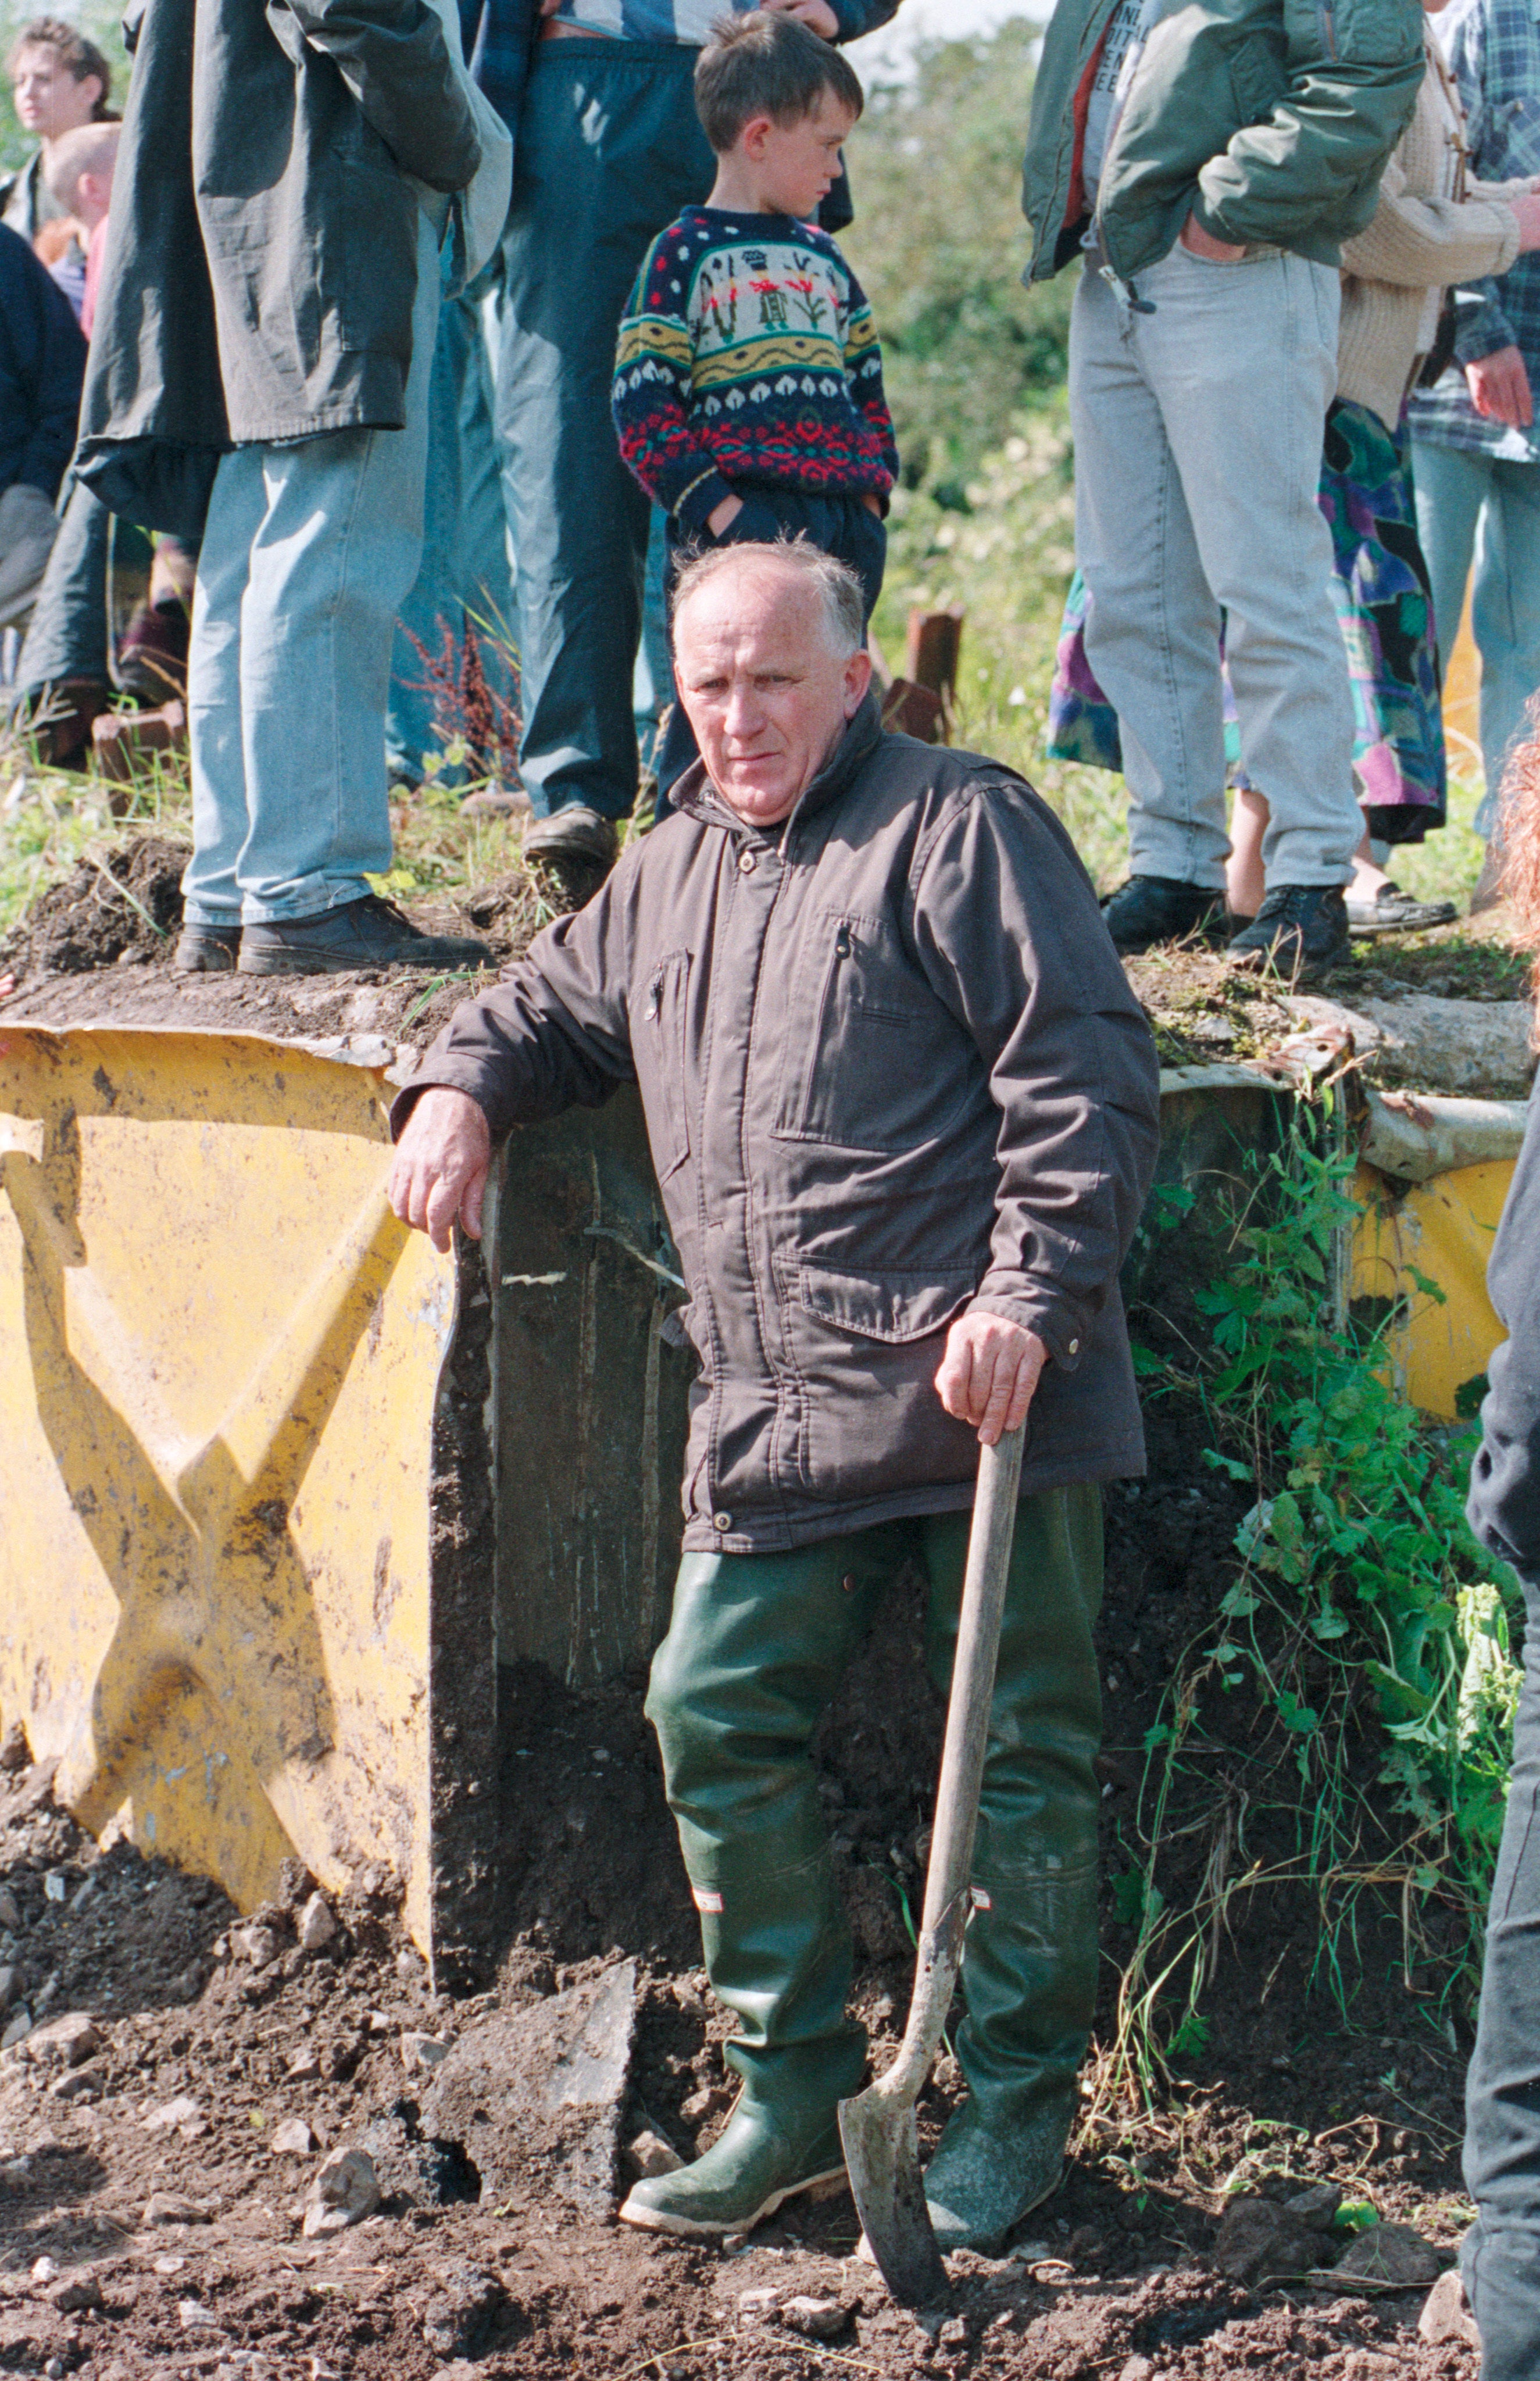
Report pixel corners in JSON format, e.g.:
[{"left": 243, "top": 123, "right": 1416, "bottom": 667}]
[
  {"left": 639, "top": 950, "right": 693, "bottom": 1180},
  {"left": 772, "top": 911, "right": 929, "bottom": 1149}
]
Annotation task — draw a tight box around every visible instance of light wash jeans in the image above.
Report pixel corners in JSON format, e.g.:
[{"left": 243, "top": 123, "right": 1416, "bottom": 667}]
[
  {"left": 385, "top": 259, "right": 518, "bottom": 790},
  {"left": 1409, "top": 435, "right": 1540, "bottom": 839},
  {"left": 1069, "top": 245, "right": 1362, "bottom": 891},
  {"left": 184, "top": 206, "right": 441, "bottom": 925}
]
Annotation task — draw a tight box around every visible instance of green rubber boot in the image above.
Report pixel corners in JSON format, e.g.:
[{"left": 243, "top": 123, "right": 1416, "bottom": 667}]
[
  {"left": 626, "top": 1531, "right": 912, "bottom": 2237},
  {"left": 619, "top": 2068, "right": 847, "bottom": 2237},
  {"left": 919, "top": 1486, "right": 1105, "bottom": 2257}
]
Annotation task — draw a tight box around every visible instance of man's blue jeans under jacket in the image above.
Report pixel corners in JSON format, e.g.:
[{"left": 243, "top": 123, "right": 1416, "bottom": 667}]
[{"left": 183, "top": 205, "right": 440, "bottom": 926}]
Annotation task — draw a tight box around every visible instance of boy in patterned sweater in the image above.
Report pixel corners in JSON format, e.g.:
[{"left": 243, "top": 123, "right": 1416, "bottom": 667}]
[{"left": 612, "top": 9, "right": 897, "bottom": 797}]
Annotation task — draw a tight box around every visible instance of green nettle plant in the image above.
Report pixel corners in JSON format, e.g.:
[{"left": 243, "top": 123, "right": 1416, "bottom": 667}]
[{"left": 1095, "top": 1097, "right": 1523, "bottom": 2114}]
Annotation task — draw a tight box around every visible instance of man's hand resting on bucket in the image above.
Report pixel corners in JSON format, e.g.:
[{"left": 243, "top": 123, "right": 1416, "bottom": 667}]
[
  {"left": 390, "top": 1086, "right": 492, "bottom": 1252},
  {"left": 934, "top": 1314, "right": 1048, "bottom": 1447}
]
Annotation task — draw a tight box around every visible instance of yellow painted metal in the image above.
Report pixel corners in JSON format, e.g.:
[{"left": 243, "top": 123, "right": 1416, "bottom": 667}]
[
  {"left": 1350, "top": 1157, "right": 1513, "bottom": 1418},
  {"left": 0, "top": 1025, "right": 456, "bottom": 1950}
]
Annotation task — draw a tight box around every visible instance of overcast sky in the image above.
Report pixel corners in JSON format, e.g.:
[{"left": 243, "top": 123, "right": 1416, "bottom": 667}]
[{"left": 846, "top": 0, "right": 1034, "bottom": 75}]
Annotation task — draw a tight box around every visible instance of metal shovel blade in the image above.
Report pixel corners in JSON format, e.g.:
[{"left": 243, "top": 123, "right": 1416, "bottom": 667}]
[{"left": 839, "top": 2071, "right": 949, "bottom": 2310}]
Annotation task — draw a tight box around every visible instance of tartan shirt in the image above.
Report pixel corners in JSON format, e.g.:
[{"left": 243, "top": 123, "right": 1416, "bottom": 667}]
[
  {"left": 473, "top": 0, "right": 899, "bottom": 124},
  {"left": 1407, "top": 0, "right": 1540, "bottom": 460}
]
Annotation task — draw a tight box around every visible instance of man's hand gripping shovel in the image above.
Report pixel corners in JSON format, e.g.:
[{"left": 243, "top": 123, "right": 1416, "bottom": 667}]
[{"left": 837, "top": 1422, "right": 1026, "bottom": 2309}]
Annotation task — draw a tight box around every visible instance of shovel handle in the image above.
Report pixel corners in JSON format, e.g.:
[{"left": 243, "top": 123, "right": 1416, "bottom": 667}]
[{"left": 879, "top": 1424, "right": 1026, "bottom": 2107}]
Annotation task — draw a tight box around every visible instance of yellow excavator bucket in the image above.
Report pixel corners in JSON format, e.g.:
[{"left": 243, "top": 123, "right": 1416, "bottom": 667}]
[
  {"left": 1350, "top": 1157, "right": 1513, "bottom": 1421},
  {"left": 0, "top": 1024, "right": 488, "bottom": 1975}
]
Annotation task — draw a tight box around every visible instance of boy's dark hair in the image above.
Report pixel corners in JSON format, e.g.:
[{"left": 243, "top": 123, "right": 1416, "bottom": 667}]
[
  {"left": 6, "top": 17, "right": 113, "bottom": 115},
  {"left": 695, "top": 10, "right": 862, "bottom": 155}
]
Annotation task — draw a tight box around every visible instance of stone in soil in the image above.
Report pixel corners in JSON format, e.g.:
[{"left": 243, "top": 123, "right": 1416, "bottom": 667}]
[
  {"left": 20, "top": 2010, "right": 100, "bottom": 2067},
  {"left": 1284, "top": 2180, "right": 1344, "bottom": 2230},
  {"left": 297, "top": 1892, "right": 338, "bottom": 1953},
  {"left": 269, "top": 2117, "right": 316, "bottom": 2157},
  {"left": 1210, "top": 2194, "right": 1322, "bottom": 2286},
  {"left": 1420, "top": 2265, "right": 1481, "bottom": 2346},
  {"left": 623, "top": 2128, "right": 683, "bottom": 2181},
  {"left": 420, "top": 2261, "right": 506, "bottom": 2357},
  {"left": 358, "top": 2098, "right": 480, "bottom": 2208},
  {"left": 401, "top": 2028, "right": 451, "bottom": 2072},
  {"left": 419, "top": 1958, "right": 637, "bottom": 2215},
  {"left": 302, "top": 2146, "right": 381, "bottom": 2236},
  {"left": 780, "top": 2295, "right": 848, "bottom": 2339},
  {"left": 1334, "top": 2220, "right": 1443, "bottom": 2287}
]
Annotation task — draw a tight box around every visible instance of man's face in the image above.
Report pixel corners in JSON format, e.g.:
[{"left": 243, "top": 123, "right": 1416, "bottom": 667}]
[
  {"left": 744, "top": 92, "right": 855, "bottom": 221},
  {"left": 11, "top": 46, "right": 101, "bottom": 138},
  {"left": 674, "top": 563, "right": 871, "bottom": 827}
]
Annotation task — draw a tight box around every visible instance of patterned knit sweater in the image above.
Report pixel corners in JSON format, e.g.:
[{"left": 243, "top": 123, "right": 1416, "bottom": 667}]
[{"left": 613, "top": 207, "right": 898, "bottom": 534}]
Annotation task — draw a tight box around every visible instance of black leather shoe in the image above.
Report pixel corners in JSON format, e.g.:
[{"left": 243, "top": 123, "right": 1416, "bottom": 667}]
[
  {"left": 1228, "top": 884, "right": 1350, "bottom": 982},
  {"left": 238, "top": 895, "right": 491, "bottom": 977},
  {"left": 173, "top": 921, "right": 242, "bottom": 973},
  {"left": 521, "top": 803, "right": 619, "bottom": 868},
  {"left": 1100, "top": 875, "right": 1228, "bottom": 954}
]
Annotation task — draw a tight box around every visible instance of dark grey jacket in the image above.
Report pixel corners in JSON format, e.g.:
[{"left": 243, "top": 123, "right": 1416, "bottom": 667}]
[
  {"left": 74, "top": 0, "right": 485, "bottom": 538},
  {"left": 396, "top": 701, "right": 1161, "bottom": 1554},
  {"left": 1469, "top": 1092, "right": 1540, "bottom": 1578}
]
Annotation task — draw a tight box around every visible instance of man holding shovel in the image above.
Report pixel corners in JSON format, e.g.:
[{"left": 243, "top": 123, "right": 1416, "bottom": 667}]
[{"left": 390, "top": 539, "right": 1161, "bottom": 2254}]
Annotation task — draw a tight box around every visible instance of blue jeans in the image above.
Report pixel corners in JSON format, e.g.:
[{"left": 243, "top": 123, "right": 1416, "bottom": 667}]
[
  {"left": 1410, "top": 436, "right": 1540, "bottom": 839},
  {"left": 1464, "top": 1564, "right": 1540, "bottom": 2379},
  {"left": 385, "top": 260, "right": 518, "bottom": 790},
  {"left": 484, "top": 40, "right": 714, "bottom": 823},
  {"left": 633, "top": 506, "right": 673, "bottom": 770},
  {"left": 1069, "top": 245, "right": 1361, "bottom": 890},
  {"left": 184, "top": 207, "right": 441, "bottom": 925}
]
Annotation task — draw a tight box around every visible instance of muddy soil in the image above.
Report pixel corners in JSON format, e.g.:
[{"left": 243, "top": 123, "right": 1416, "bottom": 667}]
[
  {"left": 0, "top": 1394, "right": 1480, "bottom": 2379},
  {"left": 0, "top": 841, "right": 578, "bottom": 1053}
]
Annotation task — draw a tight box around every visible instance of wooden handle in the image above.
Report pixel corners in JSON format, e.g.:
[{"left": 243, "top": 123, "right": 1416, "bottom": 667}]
[
  {"left": 920, "top": 1425, "right": 1026, "bottom": 1939},
  {"left": 876, "top": 1425, "right": 1025, "bottom": 2106}
]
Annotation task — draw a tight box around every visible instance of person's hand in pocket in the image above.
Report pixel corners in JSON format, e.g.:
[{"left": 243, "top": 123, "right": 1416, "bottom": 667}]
[
  {"left": 1180, "top": 211, "right": 1246, "bottom": 262},
  {"left": 707, "top": 492, "right": 745, "bottom": 537}
]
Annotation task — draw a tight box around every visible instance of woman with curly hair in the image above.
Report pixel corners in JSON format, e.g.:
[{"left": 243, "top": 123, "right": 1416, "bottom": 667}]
[{"left": 1462, "top": 720, "right": 1540, "bottom": 2376}]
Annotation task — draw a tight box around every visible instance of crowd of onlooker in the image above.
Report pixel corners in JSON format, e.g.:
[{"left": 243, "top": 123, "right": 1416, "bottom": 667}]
[{"left": 2, "top": 0, "right": 1540, "bottom": 982}]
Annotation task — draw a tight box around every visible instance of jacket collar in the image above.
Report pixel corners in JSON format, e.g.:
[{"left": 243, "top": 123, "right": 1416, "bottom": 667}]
[{"left": 670, "top": 692, "right": 885, "bottom": 844}]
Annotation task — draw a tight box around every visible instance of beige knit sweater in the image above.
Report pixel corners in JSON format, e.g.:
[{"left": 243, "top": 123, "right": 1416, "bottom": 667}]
[{"left": 1337, "top": 31, "right": 1524, "bottom": 432}]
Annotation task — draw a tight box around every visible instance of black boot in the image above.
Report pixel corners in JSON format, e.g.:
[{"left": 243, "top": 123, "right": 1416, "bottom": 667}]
[
  {"left": 1100, "top": 875, "right": 1228, "bottom": 954},
  {"left": 238, "top": 893, "right": 490, "bottom": 977},
  {"left": 1228, "top": 883, "right": 1349, "bottom": 982}
]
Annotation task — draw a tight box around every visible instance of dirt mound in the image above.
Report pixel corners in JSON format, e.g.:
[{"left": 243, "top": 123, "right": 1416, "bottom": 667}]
[
  {"left": 0, "top": 838, "right": 190, "bottom": 979},
  {"left": 0, "top": 836, "right": 559, "bottom": 1049},
  {"left": 0, "top": 1732, "right": 1472, "bottom": 2380}
]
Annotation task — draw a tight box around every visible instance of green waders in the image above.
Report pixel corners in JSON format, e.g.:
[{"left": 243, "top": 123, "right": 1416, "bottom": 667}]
[{"left": 619, "top": 1486, "right": 1103, "bottom": 2247}]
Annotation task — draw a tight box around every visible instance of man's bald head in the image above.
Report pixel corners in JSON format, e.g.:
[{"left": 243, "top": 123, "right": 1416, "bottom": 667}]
[
  {"left": 670, "top": 541, "right": 872, "bottom": 827},
  {"left": 671, "top": 538, "right": 864, "bottom": 659}
]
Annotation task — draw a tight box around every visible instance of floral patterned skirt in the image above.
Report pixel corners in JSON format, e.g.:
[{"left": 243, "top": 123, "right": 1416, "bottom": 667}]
[{"left": 1046, "top": 398, "right": 1447, "bottom": 843}]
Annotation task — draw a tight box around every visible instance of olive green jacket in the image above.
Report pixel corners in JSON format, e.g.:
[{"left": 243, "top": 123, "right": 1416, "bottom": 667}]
[{"left": 1021, "top": 0, "right": 1427, "bottom": 285}]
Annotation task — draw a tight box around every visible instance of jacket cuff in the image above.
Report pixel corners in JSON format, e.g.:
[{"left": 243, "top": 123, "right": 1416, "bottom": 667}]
[
  {"left": 389, "top": 1058, "right": 506, "bottom": 1142},
  {"left": 673, "top": 466, "right": 737, "bottom": 537},
  {"left": 826, "top": 0, "right": 899, "bottom": 38},
  {"left": 967, "top": 1292, "right": 1088, "bottom": 1375},
  {"left": 1453, "top": 290, "right": 1516, "bottom": 366}
]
